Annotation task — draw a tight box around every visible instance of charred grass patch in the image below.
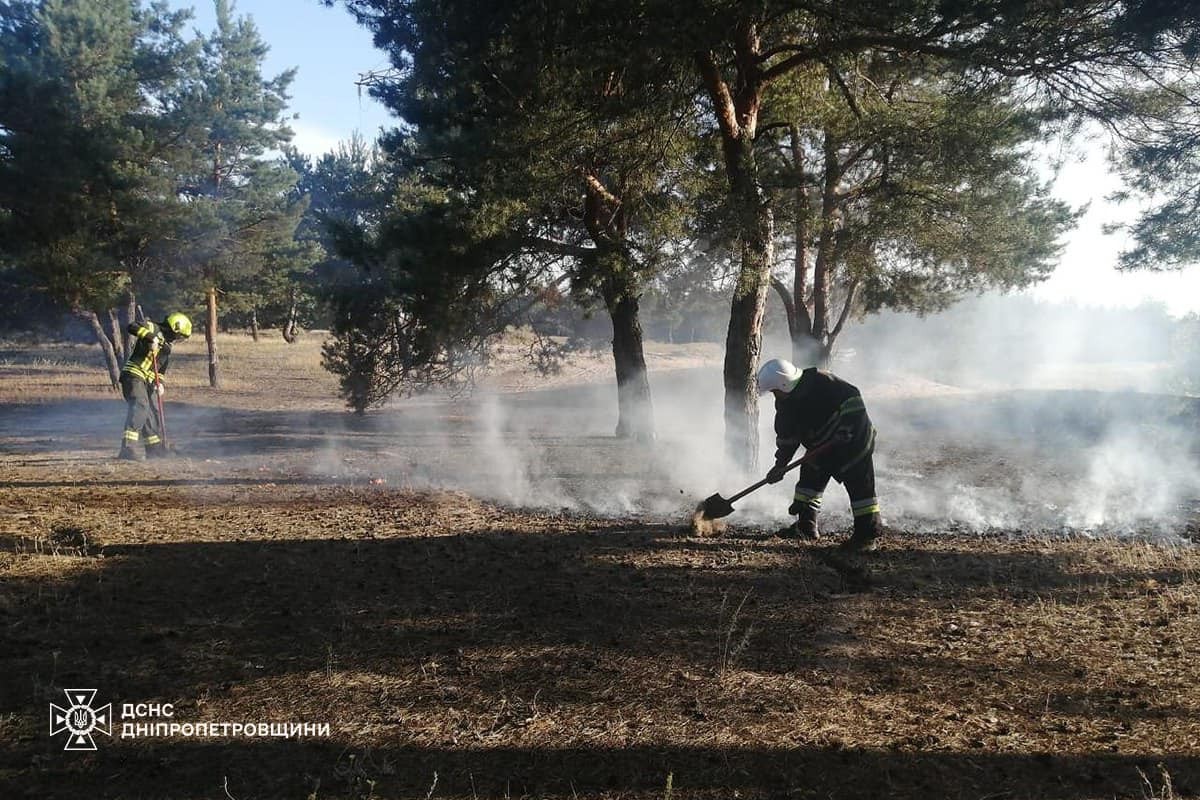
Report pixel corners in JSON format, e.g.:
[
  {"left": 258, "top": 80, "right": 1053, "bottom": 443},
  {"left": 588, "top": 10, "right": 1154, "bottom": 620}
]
[{"left": 1, "top": 468, "right": 1199, "bottom": 798}]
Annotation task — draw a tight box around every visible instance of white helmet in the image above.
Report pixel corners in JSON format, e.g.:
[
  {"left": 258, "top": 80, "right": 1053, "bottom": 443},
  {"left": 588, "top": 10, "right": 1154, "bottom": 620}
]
[{"left": 756, "top": 358, "right": 803, "bottom": 394}]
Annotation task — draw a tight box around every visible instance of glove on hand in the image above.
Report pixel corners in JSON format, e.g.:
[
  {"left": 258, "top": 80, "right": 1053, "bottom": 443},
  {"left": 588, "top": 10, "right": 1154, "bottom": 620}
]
[
  {"left": 154, "top": 382, "right": 165, "bottom": 397},
  {"left": 765, "top": 462, "right": 789, "bottom": 484}
]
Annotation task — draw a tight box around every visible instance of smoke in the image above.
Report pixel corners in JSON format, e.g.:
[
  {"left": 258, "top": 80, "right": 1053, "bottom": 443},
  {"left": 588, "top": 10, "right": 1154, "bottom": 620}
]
[
  {"left": 834, "top": 294, "right": 1200, "bottom": 538},
  {"left": 7, "top": 291, "right": 1196, "bottom": 541},
  {"left": 318, "top": 292, "right": 1199, "bottom": 540}
]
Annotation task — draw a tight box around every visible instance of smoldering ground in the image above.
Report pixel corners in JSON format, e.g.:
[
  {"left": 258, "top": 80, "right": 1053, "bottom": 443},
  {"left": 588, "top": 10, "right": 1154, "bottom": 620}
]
[{"left": 4, "top": 295, "right": 1198, "bottom": 540}]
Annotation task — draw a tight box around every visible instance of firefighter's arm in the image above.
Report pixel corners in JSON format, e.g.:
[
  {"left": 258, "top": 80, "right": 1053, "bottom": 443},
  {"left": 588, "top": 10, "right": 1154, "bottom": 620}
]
[
  {"left": 774, "top": 437, "right": 801, "bottom": 463},
  {"left": 155, "top": 346, "right": 172, "bottom": 392},
  {"left": 127, "top": 322, "right": 165, "bottom": 351},
  {"left": 765, "top": 434, "right": 801, "bottom": 483},
  {"left": 773, "top": 414, "right": 802, "bottom": 465}
]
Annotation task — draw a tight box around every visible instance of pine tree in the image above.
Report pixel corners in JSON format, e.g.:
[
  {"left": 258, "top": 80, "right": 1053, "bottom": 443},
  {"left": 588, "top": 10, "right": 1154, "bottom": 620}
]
[
  {"left": 170, "top": 0, "right": 298, "bottom": 385},
  {"left": 0, "top": 0, "right": 195, "bottom": 384},
  {"left": 336, "top": 0, "right": 700, "bottom": 435},
  {"left": 758, "top": 54, "right": 1077, "bottom": 367}
]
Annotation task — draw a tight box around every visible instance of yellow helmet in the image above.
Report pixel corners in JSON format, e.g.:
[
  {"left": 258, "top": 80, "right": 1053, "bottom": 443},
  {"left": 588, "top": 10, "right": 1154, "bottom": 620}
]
[{"left": 164, "top": 312, "right": 192, "bottom": 339}]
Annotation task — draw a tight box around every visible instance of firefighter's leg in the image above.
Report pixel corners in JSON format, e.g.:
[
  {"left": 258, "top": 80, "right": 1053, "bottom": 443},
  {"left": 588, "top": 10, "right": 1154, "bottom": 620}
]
[
  {"left": 118, "top": 375, "right": 147, "bottom": 461},
  {"left": 777, "top": 464, "right": 830, "bottom": 539},
  {"left": 143, "top": 385, "right": 166, "bottom": 458},
  {"left": 841, "top": 456, "right": 882, "bottom": 551}
]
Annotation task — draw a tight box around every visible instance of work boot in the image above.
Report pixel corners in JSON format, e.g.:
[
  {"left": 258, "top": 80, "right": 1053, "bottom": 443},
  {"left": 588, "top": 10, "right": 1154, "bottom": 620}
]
[
  {"left": 776, "top": 508, "right": 820, "bottom": 540},
  {"left": 145, "top": 443, "right": 169, "bottom": 459},
  {"left": 118, "top": 443, "right": 145, "bottom": 462},
  {"left": 842, "top": 513, "right": 883, "bottom": 552}
]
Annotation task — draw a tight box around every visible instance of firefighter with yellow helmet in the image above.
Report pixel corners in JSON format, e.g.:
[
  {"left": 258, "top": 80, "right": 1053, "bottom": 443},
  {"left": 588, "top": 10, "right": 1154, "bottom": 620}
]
[{"left": 118, "top": 312, "right": 192, "bottom": 461}]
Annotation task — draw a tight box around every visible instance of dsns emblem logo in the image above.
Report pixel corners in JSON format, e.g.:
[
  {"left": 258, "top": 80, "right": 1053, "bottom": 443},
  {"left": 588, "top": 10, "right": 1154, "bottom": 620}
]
[{"left": 49, "top": 689, "right": 112, "bottom": 751}]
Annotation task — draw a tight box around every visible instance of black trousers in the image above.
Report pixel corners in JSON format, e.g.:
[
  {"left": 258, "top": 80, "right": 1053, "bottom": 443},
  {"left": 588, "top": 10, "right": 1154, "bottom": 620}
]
[
  {"left": 120, "top": 373, "right": 162, "bottom": 447},
  {"left": 790, "top": 411, "right": 879, "bottom": 518},
  {"left": 791, "top": 456, "right": 879, "bottom": 518}
]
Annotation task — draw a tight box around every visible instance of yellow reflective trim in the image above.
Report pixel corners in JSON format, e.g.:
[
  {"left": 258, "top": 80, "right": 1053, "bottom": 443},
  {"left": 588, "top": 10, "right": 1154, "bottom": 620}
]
[
  {"left": 145, "top": 435, "right": 161, "bottom": 445},
  {"left": 840, "top": 396, "right": 865, "bottom": 413},
  {"left": 852, "top": 504, "right": 880, "bottom": 517},
  {"left": 123, "top": 430, "right": 139, "bottom": 441},
  {"left": 838, "top": 426, "right": 877, "bottom": 473}
]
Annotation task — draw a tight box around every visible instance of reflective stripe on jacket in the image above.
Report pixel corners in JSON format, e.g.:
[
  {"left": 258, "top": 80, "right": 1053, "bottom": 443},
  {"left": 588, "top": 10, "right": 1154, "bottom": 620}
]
[
  {"left": 773, "top": 368, "right": 875, "bottom": 475},
  {"left": 121, "top": 321, "right": 171, "bottom": 383}
]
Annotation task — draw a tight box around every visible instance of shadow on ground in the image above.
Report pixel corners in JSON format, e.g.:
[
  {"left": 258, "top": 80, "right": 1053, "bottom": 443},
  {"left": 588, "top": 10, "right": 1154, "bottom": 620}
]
[{"left": 2, "top": 509, "right": 1197, "bottom": 798}]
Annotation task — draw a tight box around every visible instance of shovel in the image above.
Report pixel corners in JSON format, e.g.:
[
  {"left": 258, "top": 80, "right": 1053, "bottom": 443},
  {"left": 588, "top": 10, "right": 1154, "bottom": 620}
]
[
  {"left": 699, "top": 441, "right": 835, "bottom": 521},
  {"left": 152, "top": 351, "right": 168, "bottom": 447}
]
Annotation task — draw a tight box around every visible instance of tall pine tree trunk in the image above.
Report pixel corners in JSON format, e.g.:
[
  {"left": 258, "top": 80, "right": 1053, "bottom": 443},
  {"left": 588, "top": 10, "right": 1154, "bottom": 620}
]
[
  {"left": 282, "top": 287, "right": 299, "bottom": 343},
  {"left": 580, "top": 171, "right": 656, "bottom": 442},
  {"left": 794, "top": 335, "right": 829, "bottom": 368},
  {"left": 77, "top": 310, "right": 121, "bottom": 388},
  {"left": 698, "top": 28, "right": 772, "bottom": 470},
  {"left": 206, "top": 286, "right": 220, "bottom": 388},
  {"left": 771, "top": 277, "right": 826, "bottom": 367},
  {"left": 723, "top": 186, "right": 773, "bottom": 470},
  {"left": 603, "top": 287, "right": 655, "bottom": 441},
  {"left": 121, "top": 289, "right": 137, "bottom": 360},
  {"left": 768, "top": 124, "right": 856, "bottom": 371},
  {"left": 105, "top": 309, "right": 123, "bottom": 365}
]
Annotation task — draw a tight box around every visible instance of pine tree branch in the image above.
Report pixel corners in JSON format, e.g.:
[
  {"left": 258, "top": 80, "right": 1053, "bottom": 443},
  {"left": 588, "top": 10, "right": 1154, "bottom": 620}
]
[
  {"left": 830, "top": 278, "right": 860, "bottom": 342},
  {"left": 696, "top": 50, "right": 741, "bottom": 142}
]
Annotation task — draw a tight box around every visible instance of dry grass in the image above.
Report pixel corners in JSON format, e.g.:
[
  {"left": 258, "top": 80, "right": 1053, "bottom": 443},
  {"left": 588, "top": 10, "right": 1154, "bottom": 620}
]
[
  {"left": 0, "top": 330, "right": 723, "bottom": 409},
  {"left": 0, "top": 330, "right": 340, "bottom": 410}
]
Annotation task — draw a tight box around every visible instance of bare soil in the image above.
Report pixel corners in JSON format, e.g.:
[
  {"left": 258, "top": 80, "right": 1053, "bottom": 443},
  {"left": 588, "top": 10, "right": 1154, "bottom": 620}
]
[{"left": 1, "top": 334, "right": 1199, "bottom": 799}]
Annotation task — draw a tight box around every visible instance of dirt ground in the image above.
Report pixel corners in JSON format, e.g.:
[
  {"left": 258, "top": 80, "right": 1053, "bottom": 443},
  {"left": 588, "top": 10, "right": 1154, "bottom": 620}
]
[{"left": 2, "top": 333, "right": 1200, "bottom": 799}]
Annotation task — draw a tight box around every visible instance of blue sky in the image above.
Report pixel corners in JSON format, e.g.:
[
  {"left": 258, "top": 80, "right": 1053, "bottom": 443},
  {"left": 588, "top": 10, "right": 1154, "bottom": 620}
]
[
  {"left": 1030, "top": 135, "right": 1200, "bottom": 317},
  {"left": 166, "top": 1, "right": 1200, "bottom": 315},
  {"left": 164, "top": 0, "right": 394, "bottom": 155}
]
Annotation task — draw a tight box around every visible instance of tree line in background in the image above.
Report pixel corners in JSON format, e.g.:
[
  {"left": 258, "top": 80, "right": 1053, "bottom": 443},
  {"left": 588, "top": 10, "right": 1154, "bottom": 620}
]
[
  {"left": 327, "top": 0, "right": 1200, "bottom": 463},
  {"left": 2, "top": 0, "right": 1199, "bottom": 466},
  {"left": 0, "top": 0, "right": 307, "bottom": 387}
]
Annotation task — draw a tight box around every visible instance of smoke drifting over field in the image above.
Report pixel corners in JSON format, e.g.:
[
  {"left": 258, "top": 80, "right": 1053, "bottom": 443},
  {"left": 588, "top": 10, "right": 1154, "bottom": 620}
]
[
  {"left": 5, "top": 293, "right": 1195, "bottom": 540},
  {"left": 360, "top": 293, "right": 1199, "bottom": 539}
]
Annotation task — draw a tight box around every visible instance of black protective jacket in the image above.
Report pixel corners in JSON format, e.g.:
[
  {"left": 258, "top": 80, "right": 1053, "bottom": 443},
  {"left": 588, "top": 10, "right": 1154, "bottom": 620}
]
[
  {"left": 121, "top": 321, "right": 173, "bottom": 383},
  {"left": 773, "top": 368, "right": 874, "bottom": 476}
]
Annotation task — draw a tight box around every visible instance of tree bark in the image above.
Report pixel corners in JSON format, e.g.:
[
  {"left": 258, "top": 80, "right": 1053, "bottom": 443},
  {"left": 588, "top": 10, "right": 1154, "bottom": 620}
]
[
  {"left": 282, "top": 287, "right": 299, "bottom": 343},
  {"left": 697, "top": 29, "right": 773, "bottom": 470},
  {"left": 580, "top": 163, "right": 656, "bottom": 442},
  {"left": 603, "top": 288, "right": 655, "bottom": 441},
  {"left": 249, "top": 308, "right": 259, "bottom": 342},
  {"left": 723, "top": 193, "right": 773, "bottom": 470},
  {"left": 77, "top": 310, "right": 121, "bottom": 388},
  {"left": 121, "top": 289, "right": 137, "bottom": 360},
  {"left": 206, "top": 286, "right": 220, "bottom": 388},
  {"left": 790, "top": 124, "right": 814, "bottom": 339},
  {"left": 105, "top": 308, "right": 123, "bottom": 365},
  {"left": 792, "top": 329, "right": 827, "bottom": 368},
  {"left": 812, "top": 129, "right": 840, "bottom": 346}
]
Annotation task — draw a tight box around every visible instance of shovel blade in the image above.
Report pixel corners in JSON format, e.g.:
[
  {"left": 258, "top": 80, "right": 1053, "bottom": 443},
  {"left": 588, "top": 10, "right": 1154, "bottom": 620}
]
[{"left": 701, "top": 492, "right": 735, "bottom": 520}]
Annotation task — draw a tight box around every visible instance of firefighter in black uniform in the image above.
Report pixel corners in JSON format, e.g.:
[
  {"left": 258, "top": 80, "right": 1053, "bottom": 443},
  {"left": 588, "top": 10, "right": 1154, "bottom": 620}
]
[
  {"left": 118, "top": 312, "right": 192, "bottom": 461},
  {"left": 757, "top": 358, "right": 882, "bottom": 551}
]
